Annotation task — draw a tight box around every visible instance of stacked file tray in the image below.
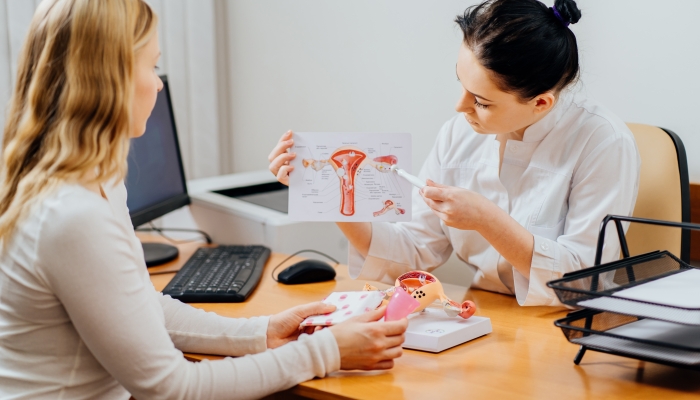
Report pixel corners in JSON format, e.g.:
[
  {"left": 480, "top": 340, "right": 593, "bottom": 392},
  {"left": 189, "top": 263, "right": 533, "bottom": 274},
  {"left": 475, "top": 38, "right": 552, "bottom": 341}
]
[{"left": 547, "top": 215, "right": 700, "bottom": 368}]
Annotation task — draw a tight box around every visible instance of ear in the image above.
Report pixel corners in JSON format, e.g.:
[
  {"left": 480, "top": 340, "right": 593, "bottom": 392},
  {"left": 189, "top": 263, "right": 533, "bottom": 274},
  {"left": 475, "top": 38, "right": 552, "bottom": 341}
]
[{"left": 531, "top": 91, "right": 556, "bottom": 114}]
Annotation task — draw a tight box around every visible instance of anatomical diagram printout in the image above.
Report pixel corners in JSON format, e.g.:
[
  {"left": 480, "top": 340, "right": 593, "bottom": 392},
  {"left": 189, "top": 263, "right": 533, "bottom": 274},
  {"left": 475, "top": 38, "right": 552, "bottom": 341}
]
[{"left": 288, "top": 132, "right": 412, "bottom": 222}]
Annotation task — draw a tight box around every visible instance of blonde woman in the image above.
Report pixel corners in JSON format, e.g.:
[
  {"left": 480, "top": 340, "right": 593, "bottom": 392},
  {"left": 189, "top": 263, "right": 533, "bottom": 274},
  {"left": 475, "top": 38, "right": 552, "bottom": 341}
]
[{"left": 0, "top": 1, "right": 407, "bottom": 399}]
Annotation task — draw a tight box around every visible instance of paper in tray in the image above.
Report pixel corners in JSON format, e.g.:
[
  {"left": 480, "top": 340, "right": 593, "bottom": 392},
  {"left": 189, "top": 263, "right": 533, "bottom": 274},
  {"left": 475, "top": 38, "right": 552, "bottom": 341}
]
[{"left": 548, "top": 251, "right": 700, "bottom": 325}]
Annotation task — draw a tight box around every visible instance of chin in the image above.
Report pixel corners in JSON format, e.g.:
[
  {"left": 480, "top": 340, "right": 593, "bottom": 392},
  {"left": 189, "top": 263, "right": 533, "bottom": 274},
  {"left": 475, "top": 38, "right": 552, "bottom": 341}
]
[
  {"left": 130, "top": 125, "right": 147, "bottom": 138},
  {"left": 470, "top": 124, "right": 487, "bottom": 134}
]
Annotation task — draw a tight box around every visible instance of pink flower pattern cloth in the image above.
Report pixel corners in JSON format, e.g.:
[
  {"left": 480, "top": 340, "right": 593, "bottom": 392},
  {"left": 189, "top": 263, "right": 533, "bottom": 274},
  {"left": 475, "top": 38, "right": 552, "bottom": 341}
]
[{"left": 301, "top": 291, "right": 385, "bottom": 326}]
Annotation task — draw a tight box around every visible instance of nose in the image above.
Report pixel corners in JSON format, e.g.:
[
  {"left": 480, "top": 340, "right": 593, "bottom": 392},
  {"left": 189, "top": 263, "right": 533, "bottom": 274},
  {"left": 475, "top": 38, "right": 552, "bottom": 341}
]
[{"left": 455, "top": 88, "right": 474, "bottom": 114}]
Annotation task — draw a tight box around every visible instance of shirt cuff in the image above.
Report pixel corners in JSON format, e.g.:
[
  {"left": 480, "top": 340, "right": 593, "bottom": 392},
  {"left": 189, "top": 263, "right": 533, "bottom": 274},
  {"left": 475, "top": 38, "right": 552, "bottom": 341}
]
[
  {"left": 221, "top": 315, "right": 268, "bottom": 355},
  {"left": 512, "top": 235, "right": 561, "bottom": 306},
  {"left": 310, "top": 328, "right": 341, "bottom": 375}
]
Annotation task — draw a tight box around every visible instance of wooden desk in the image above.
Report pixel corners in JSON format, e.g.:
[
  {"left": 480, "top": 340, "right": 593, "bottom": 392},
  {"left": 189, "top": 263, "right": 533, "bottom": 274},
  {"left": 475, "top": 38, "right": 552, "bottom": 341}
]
[{"left": 145, "top": 238, "right": 700, "bottom": 399}]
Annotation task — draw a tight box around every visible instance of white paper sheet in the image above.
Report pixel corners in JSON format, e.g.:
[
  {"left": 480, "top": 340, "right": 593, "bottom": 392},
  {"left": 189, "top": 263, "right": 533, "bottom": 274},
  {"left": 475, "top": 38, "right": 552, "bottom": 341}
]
[
  {"left": 613, "top": 269, "right": 700, "bottom": 308},
  {"left": 607, "top": 318, "right": 700, "bottom": 348},
  {"left": 288, "top": 132, "right": 413, "bottom": 222},
  {"left": 577, "top": 269, "right": 700, "bottom": 324}
]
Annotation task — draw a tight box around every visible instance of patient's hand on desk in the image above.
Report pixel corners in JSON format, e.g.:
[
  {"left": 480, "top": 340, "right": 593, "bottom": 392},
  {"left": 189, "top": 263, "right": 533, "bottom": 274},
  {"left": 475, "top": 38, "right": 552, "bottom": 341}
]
[
  {"left": 267, "top": 302, "right": 336, "bottom": 349},
  {"left": 330, "top": 306, "right": 408, "bottom": 371}
]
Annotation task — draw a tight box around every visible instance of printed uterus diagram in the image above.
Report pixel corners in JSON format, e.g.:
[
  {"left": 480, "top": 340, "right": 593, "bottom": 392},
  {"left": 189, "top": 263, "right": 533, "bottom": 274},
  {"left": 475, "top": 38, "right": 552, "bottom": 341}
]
[
  {"left": 302, "top": 146, "right": 406, "bottom": 217},
  {"left": 288, "top": 132, "right": 412, "bottom": 222}
]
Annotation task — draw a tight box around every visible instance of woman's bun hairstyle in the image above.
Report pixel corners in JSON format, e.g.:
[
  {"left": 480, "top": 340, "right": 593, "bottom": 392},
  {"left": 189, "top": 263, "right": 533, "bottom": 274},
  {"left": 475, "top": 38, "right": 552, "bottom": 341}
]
[
  {"left": 456, "top": 0, "right": 582, "bottom": 100},
  {"left": 554, "top": 0, "right": 582, "bottom": 25}
]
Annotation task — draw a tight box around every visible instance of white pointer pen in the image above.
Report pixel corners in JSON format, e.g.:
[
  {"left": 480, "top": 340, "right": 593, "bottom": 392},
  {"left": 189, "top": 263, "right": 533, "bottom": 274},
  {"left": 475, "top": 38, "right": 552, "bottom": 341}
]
[{"left": 390, "top": 165, "right": 426, "bottom": 189}]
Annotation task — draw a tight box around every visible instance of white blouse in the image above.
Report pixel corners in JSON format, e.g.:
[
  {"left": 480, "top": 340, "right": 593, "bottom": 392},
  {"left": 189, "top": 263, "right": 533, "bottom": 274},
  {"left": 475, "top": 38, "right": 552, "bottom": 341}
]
[
  {"left": 349, "top": 91, "right": 641, "bottom": 306},
  {"left": 0, "top": 182, "right": 339, "bottom": 399}
]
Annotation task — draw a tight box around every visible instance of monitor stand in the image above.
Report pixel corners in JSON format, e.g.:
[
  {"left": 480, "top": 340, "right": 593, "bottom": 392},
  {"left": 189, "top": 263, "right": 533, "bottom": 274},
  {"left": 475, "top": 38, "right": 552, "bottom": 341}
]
[{"left": 142, "top": 242, "right": 179, "bottom": 267}]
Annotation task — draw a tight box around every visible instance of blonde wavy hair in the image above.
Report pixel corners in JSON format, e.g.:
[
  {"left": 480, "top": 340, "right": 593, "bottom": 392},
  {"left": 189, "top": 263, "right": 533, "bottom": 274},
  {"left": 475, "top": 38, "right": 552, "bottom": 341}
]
[{"left": 0, "top": 0, "right": 157, "bottom": 244}]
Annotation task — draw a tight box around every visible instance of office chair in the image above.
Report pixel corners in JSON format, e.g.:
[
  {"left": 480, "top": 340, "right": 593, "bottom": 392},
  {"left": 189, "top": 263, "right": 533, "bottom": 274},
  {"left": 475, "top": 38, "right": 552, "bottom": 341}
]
[{"left": 624, "top": 123, "right": 690, "bottom": 263}]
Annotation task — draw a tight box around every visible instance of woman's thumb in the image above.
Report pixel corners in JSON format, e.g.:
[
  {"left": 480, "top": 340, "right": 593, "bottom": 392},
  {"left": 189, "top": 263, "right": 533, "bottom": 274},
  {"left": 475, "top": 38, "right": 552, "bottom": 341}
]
[{"left": 355, "top": 305, "right": 386, "bottom": 322}]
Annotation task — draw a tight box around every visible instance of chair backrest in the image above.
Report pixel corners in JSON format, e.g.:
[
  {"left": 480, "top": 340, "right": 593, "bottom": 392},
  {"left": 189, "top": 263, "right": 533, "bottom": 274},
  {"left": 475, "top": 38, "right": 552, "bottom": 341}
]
[{"left": 625, "top": 123, "right": 690, "bottom": 262}]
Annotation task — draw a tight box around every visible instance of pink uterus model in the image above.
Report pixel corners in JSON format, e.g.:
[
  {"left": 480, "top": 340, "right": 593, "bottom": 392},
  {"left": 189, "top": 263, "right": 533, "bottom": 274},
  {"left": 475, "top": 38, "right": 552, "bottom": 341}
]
[
  {"left": 302, "top": 148, "right": 398, "bottom": 216},
  {"left": 363, "top": 270, "right": 476, "bottom": 319}
]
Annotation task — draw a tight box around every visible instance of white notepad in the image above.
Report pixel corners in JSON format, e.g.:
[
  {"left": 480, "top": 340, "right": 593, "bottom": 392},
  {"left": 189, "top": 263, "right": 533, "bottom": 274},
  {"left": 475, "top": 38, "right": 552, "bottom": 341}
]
[{"left": 403, "top": 308, "right": 492, "bottom": 353}]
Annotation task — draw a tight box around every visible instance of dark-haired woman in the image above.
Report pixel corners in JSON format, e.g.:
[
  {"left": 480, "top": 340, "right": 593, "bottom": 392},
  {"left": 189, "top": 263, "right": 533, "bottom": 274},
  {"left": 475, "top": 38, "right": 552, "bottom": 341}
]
[{"left": 269, "top": 0, "right": 640, "bottom": 306}]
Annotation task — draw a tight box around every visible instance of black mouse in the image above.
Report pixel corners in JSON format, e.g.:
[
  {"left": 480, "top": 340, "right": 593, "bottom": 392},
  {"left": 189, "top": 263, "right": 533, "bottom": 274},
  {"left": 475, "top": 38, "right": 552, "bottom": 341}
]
[{"left": 277, "top": 259, "right": 336, "bottom": 284}]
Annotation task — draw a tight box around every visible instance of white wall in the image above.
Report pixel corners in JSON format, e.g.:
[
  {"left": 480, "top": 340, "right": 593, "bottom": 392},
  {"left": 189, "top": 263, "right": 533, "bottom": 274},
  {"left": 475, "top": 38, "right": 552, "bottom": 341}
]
[
  {"left": 0, "top": 0, "right": 226, "bottom": 180},
  {"left": 225, "top": 0, "right": 700, "bottom": 181}
]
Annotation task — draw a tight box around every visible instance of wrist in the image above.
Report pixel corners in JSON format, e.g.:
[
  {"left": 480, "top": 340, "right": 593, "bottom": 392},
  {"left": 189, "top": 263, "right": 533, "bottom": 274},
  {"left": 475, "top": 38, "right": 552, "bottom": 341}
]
[{"left": 473, "top": 196, "right": 499, "bottom": 232}]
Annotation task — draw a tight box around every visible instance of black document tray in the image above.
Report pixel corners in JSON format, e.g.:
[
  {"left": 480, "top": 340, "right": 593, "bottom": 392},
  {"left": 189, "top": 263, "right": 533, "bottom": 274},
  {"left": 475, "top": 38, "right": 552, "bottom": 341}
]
[
  {"left": 547, "top": 214, "right": 700, "bottom": 366},
  {"left": 555, "top": 309, "right": 700, "bottom": 370}
]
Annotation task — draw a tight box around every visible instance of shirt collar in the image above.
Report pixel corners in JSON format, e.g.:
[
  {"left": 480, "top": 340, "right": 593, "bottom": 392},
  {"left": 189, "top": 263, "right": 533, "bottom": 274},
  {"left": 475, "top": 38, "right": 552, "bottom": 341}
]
[{"left": 521, "top": 89, "right": 574, "bottom": 143}]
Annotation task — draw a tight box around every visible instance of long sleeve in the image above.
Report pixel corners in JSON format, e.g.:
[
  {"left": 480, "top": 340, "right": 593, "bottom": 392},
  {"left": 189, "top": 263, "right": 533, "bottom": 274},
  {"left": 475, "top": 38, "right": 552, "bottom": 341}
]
[
  {"left": 348, "top": 119, "right": 456, "bottom": 283},
  {"left": 513, "top": 130, "right": 640, "bottom": 306},
  {"left": 36, "top": 192, "right": 340, "bottom": 400},
  {"left": 158, "top": 293, "right": 270, "bottom": 356}
]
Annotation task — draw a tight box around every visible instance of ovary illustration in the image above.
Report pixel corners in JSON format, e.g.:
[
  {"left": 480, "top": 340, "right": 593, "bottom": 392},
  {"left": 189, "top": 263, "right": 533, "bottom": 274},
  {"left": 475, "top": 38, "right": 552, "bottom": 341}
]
[
  {"left": 302, "top": 148, "right": 399, "bottom": 216},
  {"left": 373, "top": 199, "right": 406, "bottom": 217}
]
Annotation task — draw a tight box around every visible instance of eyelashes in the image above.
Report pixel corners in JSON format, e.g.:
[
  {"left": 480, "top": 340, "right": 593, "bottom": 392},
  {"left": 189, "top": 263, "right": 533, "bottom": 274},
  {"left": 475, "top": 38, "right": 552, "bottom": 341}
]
[{"left": 474, "top": 99, "right": 489, "bottom": 109}]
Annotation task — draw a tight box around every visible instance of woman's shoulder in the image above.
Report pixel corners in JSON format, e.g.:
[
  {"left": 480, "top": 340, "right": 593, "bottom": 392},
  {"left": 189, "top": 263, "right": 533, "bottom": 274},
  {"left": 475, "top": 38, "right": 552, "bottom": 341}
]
[
  {"left": 38, "top": 184, "right": 121, "bottom": 243},
  {"left": 567, "top": 94, "right": 635, "bottom": 145}
]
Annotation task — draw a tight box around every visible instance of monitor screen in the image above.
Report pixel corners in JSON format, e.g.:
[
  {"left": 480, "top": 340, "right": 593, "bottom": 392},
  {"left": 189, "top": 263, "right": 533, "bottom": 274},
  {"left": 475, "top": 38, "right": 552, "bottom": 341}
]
[{"left": 125, "top": 76, "right": 190, "bottom": 227}]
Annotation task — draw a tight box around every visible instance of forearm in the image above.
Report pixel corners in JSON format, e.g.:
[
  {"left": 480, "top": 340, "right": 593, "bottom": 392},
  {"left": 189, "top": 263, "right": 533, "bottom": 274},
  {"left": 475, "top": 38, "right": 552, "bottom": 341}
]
[
  {"left": 159, "top": 293, "right": 269, "bottom": 356},
  {"left": 336, "top": 222, "right": 372, "bottom": 257},
  {"left": 477, "top": 202, "right": 534, "bottom": 279}
]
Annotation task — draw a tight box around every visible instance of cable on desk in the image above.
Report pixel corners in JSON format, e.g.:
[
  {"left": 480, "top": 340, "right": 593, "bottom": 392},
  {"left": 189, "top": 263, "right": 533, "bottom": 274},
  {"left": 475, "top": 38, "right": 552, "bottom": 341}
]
[
  {"left": 136, "top": 222, "right": 213, "bottom": 245},
  {"left": 271, "top": 250, "right": 340, "bottom": 282}
]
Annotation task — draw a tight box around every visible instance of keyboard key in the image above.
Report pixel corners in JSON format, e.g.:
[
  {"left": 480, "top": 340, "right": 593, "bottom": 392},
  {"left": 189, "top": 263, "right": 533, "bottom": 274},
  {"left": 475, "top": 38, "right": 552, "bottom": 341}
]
[{"left": 161, "top": 245, "right": 270, "bottom": 303}]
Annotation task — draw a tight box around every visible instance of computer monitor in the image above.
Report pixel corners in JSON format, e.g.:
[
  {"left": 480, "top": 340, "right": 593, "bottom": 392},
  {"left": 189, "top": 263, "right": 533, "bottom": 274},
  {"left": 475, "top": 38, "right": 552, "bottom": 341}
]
[{"left": 125, "top": 75, "right": 190, "bottom": 266}]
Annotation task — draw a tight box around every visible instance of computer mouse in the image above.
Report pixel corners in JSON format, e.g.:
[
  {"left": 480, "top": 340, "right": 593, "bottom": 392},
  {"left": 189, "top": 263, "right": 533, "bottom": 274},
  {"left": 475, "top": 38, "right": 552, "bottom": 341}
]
[{"left": 277, "top": 259, "right": 336, "bottom": 285}]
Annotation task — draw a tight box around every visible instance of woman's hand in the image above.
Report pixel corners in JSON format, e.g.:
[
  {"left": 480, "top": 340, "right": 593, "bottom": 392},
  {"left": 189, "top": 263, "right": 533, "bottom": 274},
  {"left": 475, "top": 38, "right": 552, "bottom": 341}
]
[
  {"left": 268, "top": 130, "right": 296, "bottom": 185},
  {"left": 329, "top": 306, "right": 408, "bottom": 370},
  {"left": 266, "top": 302, "right": 336, "bottom": 349},
  {"left": 420, "top": 179, "right": 495, "bottom": 231},
  {"left": 422, "top": 180, "right": 535, "bottom": 278}
]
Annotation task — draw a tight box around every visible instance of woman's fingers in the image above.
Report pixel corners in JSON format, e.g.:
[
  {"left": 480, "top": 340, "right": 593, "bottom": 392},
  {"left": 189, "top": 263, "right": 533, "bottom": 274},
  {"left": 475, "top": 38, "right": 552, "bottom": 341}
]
[
  {"left": 293, "top": 301, "right": 336, "bottom": 319},
  {"left": 383, "top": 333, "right": 406, "bottom": 349},
  {"left": 269, "top": 152, "right": 296, "bottom": 176},
  {"left": 370, "top": 359, "right": 395, "bottom": 370},
  {"left": 267, "top": 131, "right": 294, "bottom": 163},
  {"left": 422, "top": 195, "right": 448, "bottom": 215},
  {"left": 382, "top": 344, "right": 404, "bottom": 360},
  {"left": 421, "top": 186, "right": 447, "bottom": 201},
  {"left": 382, "top": 319, "right": 409, "bottom": 336},
  {"left": 425, "top": 179, "right": 447, "bottom": 188},
  {"left": 276, "top": 165, "right": 295, "bottom": 185}
]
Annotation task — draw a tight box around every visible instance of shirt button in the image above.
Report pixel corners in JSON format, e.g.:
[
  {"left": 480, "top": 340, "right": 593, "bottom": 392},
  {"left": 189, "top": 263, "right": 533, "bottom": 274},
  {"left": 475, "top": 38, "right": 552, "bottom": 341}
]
[
  {"left": 509, "top": 145, "right": 518, "bottom": 153},
  {"left": 541, "top": 242, "right": 550, "bottom": 251}
]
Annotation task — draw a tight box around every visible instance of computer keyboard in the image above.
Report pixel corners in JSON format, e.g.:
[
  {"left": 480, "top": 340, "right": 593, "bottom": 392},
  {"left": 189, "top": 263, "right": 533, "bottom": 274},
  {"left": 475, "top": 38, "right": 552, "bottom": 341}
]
[{"left": 162, "top": 245, "right": 271, "bottom": 303}]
